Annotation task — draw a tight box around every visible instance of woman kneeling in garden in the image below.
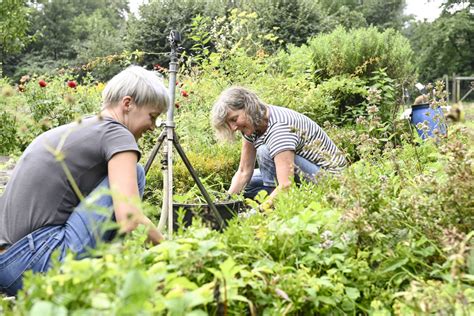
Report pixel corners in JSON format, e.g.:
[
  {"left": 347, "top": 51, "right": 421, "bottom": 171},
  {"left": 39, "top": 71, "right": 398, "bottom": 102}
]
[
  {"left": 0, "top": 66, "right": 168, "bottom": 296},
  {"left": 212, "top": 87, "right": 347, "bottom": 208}
]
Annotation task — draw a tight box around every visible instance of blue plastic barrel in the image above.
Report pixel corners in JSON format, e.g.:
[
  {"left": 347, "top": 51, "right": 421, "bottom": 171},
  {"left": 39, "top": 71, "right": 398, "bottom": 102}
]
[{"left": 410, "top": 103, "right": 447, "bottom": 139}]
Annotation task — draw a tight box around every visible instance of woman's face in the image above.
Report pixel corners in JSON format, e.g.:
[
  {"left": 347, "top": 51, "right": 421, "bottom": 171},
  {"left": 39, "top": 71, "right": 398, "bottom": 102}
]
[
  {"left": 226, "top": 109, "right": 254, "bottom": 136},
  {"left": 127, "top": 104, "right": 161, "bottom": 140}
]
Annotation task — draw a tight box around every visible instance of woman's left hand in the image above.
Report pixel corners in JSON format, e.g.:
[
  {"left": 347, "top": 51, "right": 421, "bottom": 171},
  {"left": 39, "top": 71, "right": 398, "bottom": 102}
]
[{"left": 258, "top": 198, "right": 274, "bottom": 212}]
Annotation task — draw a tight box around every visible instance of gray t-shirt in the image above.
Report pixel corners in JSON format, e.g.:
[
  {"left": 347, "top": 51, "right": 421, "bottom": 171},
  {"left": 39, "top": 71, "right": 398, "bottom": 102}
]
[{"left": 0, "top": 116, "right": 140, "bottom": 245}]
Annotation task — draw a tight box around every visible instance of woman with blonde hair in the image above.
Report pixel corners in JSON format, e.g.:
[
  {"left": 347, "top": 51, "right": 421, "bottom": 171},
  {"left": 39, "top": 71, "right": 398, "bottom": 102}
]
[{"left": 0, "top": 66, "right": 169, "bottom": 295}]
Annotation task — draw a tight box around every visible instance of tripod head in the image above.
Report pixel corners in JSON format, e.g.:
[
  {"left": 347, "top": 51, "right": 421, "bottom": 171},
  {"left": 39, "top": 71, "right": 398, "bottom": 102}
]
[{"left": 168, "top": 30, "right": 182, "bottom": 48}]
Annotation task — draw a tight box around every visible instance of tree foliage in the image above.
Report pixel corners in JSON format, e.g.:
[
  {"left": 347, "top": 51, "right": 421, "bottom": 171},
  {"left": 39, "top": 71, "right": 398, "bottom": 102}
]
[
  {"left": 360, "top": 0, "right": 406, "bottom": 30},
  {"left": 0, "top": 0, "right": 472, "bottom": 86},
  {"left": 0, "top": 0, "right": 32, "bottom": 73},
  {"left": 127, "top": 0, "right": 409, "bottom": 70},
  {"left": 127, "top": 0, "right": 227, "bottom": 67},
  {"left": 3, "top": 0, "right": 129, "bottom": 79},
  {"left": 237, "top": 0, "right": 324, "bottom": 47},
  {"left": 407, "top": 7, "right": 474, "bottom": 81}
]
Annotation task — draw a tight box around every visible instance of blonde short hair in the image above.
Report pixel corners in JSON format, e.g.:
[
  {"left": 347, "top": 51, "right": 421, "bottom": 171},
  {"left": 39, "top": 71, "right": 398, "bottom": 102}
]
[
  {"left": 211, "top": 87, "right": 266, "bottom": 141},
  {"left": 102, "top": 65, "right": 169, "bottom": 113}
]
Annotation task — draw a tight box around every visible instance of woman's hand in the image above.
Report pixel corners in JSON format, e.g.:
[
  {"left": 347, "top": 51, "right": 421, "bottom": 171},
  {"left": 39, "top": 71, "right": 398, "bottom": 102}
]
[
  {"left": 141, "top": 215, "right": 164, "bottom": 245},
  {"left": 228, "top": 140, "right": 257, "bottom": 194}
]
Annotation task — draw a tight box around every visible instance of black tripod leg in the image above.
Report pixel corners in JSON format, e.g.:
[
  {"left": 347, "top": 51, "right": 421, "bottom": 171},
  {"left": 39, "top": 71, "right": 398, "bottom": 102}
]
[
  {"left": 172, "top": 135, "right": 225, "bottom": 230},
  {"left": 144, "top": 129, "right": 167, "bottom": 175}
]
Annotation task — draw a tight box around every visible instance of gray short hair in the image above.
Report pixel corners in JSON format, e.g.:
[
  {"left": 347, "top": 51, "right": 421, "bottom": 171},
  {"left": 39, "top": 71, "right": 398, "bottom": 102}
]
[
  {"left": 102, "top": 65, "right": 169, "bottom": 113},
  {"left": 211, "top": 87, "right": 266, "bottom": 141}
]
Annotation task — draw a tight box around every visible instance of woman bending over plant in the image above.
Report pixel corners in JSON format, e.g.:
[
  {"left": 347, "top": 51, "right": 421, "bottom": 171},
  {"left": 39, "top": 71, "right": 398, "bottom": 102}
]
[
  {"left": 0, "top": 66, "right": 168, "bottom": 296},
  {"left": 211, "top": 87, "right": 346, "bottom": 208}
]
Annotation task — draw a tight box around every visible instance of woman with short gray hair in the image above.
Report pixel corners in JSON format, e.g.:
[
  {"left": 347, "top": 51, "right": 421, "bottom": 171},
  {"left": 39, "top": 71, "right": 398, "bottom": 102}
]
[
  {"left": 0, "top": 66, "right": 169, "bottom": 296},
  {"left": 211, "top": 86, "right": 346, "bottom": 208}
]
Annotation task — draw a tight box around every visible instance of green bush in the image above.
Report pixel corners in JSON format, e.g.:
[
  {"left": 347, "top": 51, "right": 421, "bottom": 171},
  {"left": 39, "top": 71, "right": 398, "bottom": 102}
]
[
  {"left": 0, "top": 109, "right": 18, "bottom": 155},
  {"left": 0, "top": 73, "right": 101, "bottom": 154},
  {"left": 309, "top": 26, "right": 416, "bottom": 85},
  {"left": 144, "top": 142, "right": 240, "bottom": 207}
]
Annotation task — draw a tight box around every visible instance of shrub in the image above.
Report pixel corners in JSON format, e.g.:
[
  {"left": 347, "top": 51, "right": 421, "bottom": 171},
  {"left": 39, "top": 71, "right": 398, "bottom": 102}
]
[
  {"left": 0, "top": 73, "right": 102, "bottom": 154},
  {"left": 309, "top": 26, "right": 416, "bottom": 86},
  {"left": 144, "top": 142, "right": 240, "bottom": 207},
  {"left": 0, "top": 109, "right": 18, "bottom": 155}
]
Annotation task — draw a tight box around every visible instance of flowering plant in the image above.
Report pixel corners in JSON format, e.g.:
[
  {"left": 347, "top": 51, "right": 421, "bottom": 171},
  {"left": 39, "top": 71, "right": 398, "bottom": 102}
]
[{"left": 67, "top": 81, "right": 77, "bottom": 88}]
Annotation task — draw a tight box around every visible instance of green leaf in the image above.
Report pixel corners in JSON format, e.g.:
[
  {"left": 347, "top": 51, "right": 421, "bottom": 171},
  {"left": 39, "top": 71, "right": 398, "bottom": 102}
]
[
  {"left": 186, "top": 311, "right": 208, "bottom": 316},
  {"left": 166, "top": 277, "right": 198, "bottom": 291},
  {"left": 380, "top": 258, "right": 409, "bottom": 274},
  {"left": 219, "top": 257, "right": 241, "bottom": 279},
  {"left": 468, "top": 248, "right": 474, "bottom": 275},
  {"left": 91, "top": 293, "right": 112, "bottom": 310},
  {"left": 317, "top": 296, "right": 336, "bottom": 306},
  {"left": 345, "top": 287, "right": 360, "bottom": 300},
  {"left": 29, "top": 301, "right": 67, "bottom": 316},
  {"left": 119, "top": 270, "right": 153, "bottom": 311}
]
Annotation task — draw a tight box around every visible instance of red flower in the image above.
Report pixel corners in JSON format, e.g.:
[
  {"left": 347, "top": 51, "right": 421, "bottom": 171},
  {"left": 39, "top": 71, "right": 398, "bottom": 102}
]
[
  {"left": 153, "top": 64, "right": 167, "bottom": 73},
  {"left": 67, "top": 80, "right": 77, "bottom": 88},
  {"left": 38, "top": 79, "right": 47, "bottom": 88},
  {"left": 175, "top": 102, "right": 180, "bottom": 109},
  {"left": 181, "top": 90, "right": 189, "bottom": 97}
]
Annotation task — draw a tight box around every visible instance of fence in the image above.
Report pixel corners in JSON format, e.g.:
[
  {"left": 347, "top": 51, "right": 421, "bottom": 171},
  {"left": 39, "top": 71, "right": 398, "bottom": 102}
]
[{"left": 446, "top": 74, "right": 474, "bottom": 103}]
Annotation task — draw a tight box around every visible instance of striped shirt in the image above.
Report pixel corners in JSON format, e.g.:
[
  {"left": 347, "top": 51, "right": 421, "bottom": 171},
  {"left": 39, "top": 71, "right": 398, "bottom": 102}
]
[{"left": 243, "top": 105, "right": 347, "bottom": 173}]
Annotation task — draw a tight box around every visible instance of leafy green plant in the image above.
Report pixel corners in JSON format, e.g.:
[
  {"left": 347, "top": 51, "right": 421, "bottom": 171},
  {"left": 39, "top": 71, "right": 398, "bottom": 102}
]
[
  {"left": 0, "top": 72, "right": 102, "bottom": 154},
  {"left": 309, "top": 26, "right": 416, "bottom": 86}
]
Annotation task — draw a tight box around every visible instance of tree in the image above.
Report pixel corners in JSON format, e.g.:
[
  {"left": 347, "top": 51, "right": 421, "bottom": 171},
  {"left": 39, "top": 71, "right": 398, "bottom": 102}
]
[
  {"left": 239, "top": 0, "right": 324, "bottom": 47},
  {"left": 126, "top": 0, "right": 226, "bottom": 67},
  {"left": 441, "top": 0, "right": 474, "bottom": 10},
  {"left": 309, "top": 0, "right": 407, "bottom": 31},
  {"left": 407, "top": 7, "right": 474, "bottom": 81},
  {"left": 0, "top": 0, "right": 32, "bottom": 75},
  {"left": 361, "top": 0, "right": 406, "bottom": 30},
  {"left": 5, "top": 0, "right": 129, "bottom": 78}
]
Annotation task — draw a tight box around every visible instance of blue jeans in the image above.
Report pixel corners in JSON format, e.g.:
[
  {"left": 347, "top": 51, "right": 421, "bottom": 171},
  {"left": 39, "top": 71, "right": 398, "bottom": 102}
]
[
  {"left": 0, "top": 165, "right": 145, "bottom": 296},
  {"left": 244, "top": 145, "right": 320, "bottom": 199}
]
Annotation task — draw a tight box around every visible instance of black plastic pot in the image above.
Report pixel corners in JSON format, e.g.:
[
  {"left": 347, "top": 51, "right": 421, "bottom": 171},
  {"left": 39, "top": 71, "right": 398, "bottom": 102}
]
[{"left": 172, "top": 200, "right": 245, "bottom": 231}]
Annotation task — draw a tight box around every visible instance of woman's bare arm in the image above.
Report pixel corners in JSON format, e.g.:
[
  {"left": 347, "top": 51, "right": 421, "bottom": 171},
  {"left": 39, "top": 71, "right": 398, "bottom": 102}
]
[
  {"left": 228, "top": 140, "right": 257, "bottom": 194},
  {"left": 108, "top": 151, "right": 163, "bottom": 245}
]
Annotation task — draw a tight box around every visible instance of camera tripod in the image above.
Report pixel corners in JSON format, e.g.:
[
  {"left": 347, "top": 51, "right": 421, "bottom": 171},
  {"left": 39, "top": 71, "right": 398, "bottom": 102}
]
[{"left": 144, "top": 31, "right": 224, "bottom": 236}]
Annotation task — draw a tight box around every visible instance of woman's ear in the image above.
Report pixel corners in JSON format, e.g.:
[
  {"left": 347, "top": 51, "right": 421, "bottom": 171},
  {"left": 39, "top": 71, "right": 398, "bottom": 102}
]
[{"left": 122, "top": 96, "right": 133, "bottom": 112}]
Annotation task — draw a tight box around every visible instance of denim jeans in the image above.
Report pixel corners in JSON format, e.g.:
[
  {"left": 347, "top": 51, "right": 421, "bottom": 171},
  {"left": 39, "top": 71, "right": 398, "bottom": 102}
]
[
  {"left": 244, "top": 145, "right": 320, "bottom": 199},
  {"left": 0, "top": 165, "right": 145, "bottom": 296}
]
